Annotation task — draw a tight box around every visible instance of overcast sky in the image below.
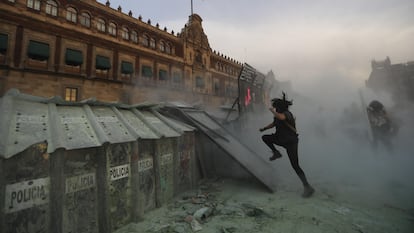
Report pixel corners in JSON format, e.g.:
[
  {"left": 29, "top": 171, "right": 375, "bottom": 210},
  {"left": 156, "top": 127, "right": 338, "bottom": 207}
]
[{"left": 98, "top": 0, "right": 414, "bottom": 98}]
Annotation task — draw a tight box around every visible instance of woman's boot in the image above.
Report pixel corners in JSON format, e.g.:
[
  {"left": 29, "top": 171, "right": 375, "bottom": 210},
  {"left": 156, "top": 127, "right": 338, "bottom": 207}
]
[{"left": 302, "top": 185, "right": 315, "bottom": 198}]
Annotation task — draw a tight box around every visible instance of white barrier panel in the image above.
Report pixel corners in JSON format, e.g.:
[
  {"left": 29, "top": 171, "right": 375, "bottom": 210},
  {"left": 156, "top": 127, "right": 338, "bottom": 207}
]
[
  {"left": 109, "top": 164, "right": 130, "bottom": 181},
  {"left": 65, "top": 173, "right": 96, "bottom": 194},
  {"left": 5, "top": 177, "right": 50, "bottom": 213}
]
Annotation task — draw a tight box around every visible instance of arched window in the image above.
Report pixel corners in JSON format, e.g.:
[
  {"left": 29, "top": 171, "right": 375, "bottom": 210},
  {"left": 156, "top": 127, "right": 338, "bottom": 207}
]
[
  {"left": 142, "top": 35, "right": 149, "bottom": 47},
  {"left": 131, "top": 31, "right": 138, "bottom": 43},
  {"left": 149, "top": 38, "right": 155, "bottom": 49},
  {"left": 108, "top": 22, "right": 117, "bottom": 36},
  {"left": 165, "top": 43, "right": 171, "bottom": 54},
  {"left": 80, "top": 12, "right": 91, "bottom": 28},
  {"left": 66, "top": 7, "right": 77, "bottom": 23},
  {"left": 97, "top": 18, "right": 105, "bottom": 32},
  {"left": 27, "top": 0, "right": 41, "bottom": 10},
  {"left": 45, "top": 0, "right": 58, "bottom": 16},
  {"left": 121, "top": 27, "right": 129, "bottom": 40},
  {"left": 159, "top": 41, "right": 165, "bottom": 52},
  {"left": 195, "top": 51, "right": 202, "bottom": 63}
]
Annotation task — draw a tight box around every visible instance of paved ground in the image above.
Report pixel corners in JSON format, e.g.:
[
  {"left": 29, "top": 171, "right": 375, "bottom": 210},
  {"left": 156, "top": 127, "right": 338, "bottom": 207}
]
[
  {"left": 115, "top": 178, "right": 414, "bottom": 233},
  {"left": 116, "top": 102, "right": 414, "bottom": 233}
]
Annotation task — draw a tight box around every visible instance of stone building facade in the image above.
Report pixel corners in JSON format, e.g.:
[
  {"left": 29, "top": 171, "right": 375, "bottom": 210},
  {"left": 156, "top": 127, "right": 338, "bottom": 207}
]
[
  {"left": 0, "top": 0, "right": 271, "bottom": 109},
  {"left": 366, "top": 57, "right": 414, "bottom": 103}
]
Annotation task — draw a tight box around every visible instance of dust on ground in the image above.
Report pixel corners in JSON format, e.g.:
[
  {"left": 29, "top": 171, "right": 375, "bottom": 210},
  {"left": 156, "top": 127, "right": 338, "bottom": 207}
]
[
  {"left": 115, "top": 178, "right": 414, "bottom": 233},
  {"left": 115, "top": 93, "right": 414, "bottom": 233}
]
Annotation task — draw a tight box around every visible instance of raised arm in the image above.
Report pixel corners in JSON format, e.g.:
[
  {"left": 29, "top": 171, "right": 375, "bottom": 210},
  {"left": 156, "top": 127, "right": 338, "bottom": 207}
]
[
  {"left": 259, "top": 121, "right": 275, "bottom": 132},
  {"left": 269, "top": 107, "right": 286, "bottom": 120}
]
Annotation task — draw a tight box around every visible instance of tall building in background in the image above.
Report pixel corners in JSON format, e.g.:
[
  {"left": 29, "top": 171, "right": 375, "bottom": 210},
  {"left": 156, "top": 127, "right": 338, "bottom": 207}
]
[
  {"left": 366, "top": 57, "right": 414, "bottom": 104},
  {"left": 0, "top": 0, "right": 275, "bottom": 112}
]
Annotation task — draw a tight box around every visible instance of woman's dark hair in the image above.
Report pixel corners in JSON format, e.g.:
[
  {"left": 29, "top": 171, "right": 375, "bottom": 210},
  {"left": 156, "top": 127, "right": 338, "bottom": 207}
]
[{"left": 271, "top": 92, "right": 293, "bottom": 112}]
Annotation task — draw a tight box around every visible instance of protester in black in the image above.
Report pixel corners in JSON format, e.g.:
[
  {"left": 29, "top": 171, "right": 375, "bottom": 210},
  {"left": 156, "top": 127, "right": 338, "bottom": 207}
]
[
  {"left": 367, "top": 100, "right": 394, "bottom": 151},
  {"left": 259, "top": 93, "right": 315, "bottom": 198}
]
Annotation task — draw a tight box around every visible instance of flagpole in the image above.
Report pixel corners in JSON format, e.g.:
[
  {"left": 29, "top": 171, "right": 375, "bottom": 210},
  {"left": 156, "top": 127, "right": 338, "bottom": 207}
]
[{"left": 191, "top": 0, "right": 193, "bottom": 15}]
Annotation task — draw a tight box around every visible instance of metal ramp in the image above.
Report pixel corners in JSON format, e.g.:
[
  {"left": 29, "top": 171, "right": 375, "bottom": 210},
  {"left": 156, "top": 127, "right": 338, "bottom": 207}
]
[{"left": 163, "top": 107, "right": 278, "bottom": 192}]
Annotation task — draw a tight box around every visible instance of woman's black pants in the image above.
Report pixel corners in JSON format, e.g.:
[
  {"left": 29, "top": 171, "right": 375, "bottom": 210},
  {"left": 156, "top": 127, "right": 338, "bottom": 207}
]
[{"left": 262, "top": 134, "right": 310, "bottom": 187}]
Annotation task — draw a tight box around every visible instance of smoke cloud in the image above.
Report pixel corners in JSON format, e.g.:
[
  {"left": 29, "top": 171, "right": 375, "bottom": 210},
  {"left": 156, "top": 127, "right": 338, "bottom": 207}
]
[
  {"left": 237, "top": 80, "right": 414, "bottom": 211},
  {"left": 98, "top": 0, "right": 414, "bottom": 210}
]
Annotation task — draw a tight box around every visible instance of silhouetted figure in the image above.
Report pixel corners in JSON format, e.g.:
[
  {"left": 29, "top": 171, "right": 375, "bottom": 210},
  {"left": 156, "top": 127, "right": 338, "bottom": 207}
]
[
  {"left": 259, "top": 92, "right": 314, "bottom": 198},
  {"left": 367, "top": 100, "right": 394, "bottom": 151}
]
